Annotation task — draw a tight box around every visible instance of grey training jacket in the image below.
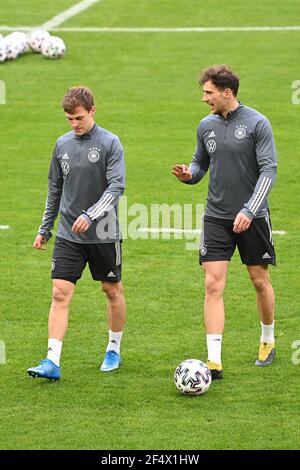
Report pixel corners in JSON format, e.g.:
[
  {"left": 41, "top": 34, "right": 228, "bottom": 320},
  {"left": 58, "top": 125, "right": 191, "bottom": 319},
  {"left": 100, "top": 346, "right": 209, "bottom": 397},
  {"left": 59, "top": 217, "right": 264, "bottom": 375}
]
[
  {"left": 186, "top": 104, "right": 277, "bottom": 220},
  {"left": 39, "top": 123, "right": 125, "bottom": 244}
]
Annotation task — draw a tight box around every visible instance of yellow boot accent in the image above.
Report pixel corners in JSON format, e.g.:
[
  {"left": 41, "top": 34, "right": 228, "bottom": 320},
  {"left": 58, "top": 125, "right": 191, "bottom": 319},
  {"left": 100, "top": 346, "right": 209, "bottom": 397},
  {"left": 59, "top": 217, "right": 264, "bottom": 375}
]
[
  {"left": 255, "top": 342, "right": 275, "bottom": 366},
  {"left": 207, "top": 360, "right": 223, "bottom": 380}
]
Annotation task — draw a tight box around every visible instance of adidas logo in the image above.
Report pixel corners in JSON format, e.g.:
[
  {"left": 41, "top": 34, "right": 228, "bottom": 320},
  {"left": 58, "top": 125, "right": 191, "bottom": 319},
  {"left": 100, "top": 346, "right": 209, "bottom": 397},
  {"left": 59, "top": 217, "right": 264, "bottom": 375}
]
[
  {"left": 262, "top": 252, "right": 271, "bottom": 259},
  {"left": 62, "top": 153, "right": 69, "bottom": 160},
  {"left": 208, "top": 131, "right": 216, "bottom": 138},
  {"left": 107, "top": 271, "right": 116, "bottom": 278}
]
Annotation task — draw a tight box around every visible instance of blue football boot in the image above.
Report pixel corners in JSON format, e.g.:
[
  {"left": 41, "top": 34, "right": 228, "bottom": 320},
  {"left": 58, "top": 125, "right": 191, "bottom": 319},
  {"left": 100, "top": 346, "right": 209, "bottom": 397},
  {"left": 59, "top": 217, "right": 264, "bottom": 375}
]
[
  {"left": 100, "top": 350, "right": 121, "bottom": 372},
  {"left": 27, "top": 358, "right": 60, "bottom": 380}
]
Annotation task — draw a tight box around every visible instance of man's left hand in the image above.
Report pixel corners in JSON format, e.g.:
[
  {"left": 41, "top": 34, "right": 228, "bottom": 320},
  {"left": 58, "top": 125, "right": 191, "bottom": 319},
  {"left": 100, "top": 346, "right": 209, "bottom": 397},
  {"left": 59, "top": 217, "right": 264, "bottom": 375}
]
[
  {"left": 233, "top": 212, "right": 252, "bottom": 233},
  {"left": 72, "top": 215, "right": 92, "bottom": 233}
]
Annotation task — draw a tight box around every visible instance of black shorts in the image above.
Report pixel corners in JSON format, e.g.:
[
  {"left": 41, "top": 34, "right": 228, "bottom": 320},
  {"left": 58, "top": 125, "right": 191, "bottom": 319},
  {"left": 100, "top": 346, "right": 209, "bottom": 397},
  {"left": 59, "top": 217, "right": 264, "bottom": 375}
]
[
  {"left": 51, "top": 236, "right": 122, "bottom": 285},
  {"left": 200, "top": 215, "right": 276, "bottom": 266}
]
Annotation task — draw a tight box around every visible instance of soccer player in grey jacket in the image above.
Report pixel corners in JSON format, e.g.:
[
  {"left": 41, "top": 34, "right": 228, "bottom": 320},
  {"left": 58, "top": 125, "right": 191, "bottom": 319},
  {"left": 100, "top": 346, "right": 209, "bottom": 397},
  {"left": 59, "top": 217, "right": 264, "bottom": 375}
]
[
  {"left": 173, "top": 65, "right": 277, "bottom": 379},
  {"left": 28, "top": 87, "right": 126, "bottom": 380}
]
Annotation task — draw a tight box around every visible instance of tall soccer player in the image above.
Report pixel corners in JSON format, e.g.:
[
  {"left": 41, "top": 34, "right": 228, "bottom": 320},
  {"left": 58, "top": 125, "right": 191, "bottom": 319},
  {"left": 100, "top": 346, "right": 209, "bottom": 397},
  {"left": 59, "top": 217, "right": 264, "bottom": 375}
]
[
  {"left": 27, "top": 86, "right": 126, "bottom": 380},
  {"left": 173, "top": 65, "right": 277, "bottom": 380}
]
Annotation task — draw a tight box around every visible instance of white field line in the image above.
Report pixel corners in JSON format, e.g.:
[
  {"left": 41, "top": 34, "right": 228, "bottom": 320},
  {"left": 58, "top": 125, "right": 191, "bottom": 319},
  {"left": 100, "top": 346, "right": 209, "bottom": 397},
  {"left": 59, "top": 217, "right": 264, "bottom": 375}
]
[
  {"left": 137, "top": 228, "right": 286, "bottom": 235},
  {"left": 1, "top": 25, "right": 300, "bottom": 33},
  {"left": 38, "top": 0, "right": 101, "bottom": 31},
  {"left": 138, "top": 228, "right": 201, "bottom": 234},
  {"left": 0, "top": 225, "right": 286, "bottom": 235},
  {"left": 54, "top": 26, "right": 300, "bottom": 33}
]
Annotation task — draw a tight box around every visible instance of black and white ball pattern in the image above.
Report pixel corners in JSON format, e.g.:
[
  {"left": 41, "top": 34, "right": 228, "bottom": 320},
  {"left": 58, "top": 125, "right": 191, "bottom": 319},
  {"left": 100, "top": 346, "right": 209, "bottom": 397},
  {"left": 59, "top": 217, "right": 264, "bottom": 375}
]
[{"left": 174, "top": 359, "right": 212, "bottom": 396}]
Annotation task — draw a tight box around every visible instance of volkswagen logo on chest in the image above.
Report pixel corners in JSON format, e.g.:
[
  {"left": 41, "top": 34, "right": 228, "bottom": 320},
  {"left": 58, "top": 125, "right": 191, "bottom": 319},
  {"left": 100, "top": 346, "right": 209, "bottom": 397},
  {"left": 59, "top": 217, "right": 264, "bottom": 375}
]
[
  {"left": 206, "top": 139, "right": 216, "bottom": 153},
  {"left": 61, "top": 161, "right": 70, "bottom": 175}
]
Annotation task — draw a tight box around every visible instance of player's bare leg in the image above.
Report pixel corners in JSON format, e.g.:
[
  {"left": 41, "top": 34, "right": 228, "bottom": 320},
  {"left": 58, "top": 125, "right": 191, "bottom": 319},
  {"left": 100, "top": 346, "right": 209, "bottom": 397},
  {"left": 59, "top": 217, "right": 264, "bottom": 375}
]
[
  {"left": 247, "top": 265, "right": 275, "bottom": 325},
  {"left": 247, "top": 265, "right": 276, "bottom": 366},
  {"left": 102, "top": 281, "right": 126, "bottom": 332},
  {"left": 203, "top": 261, "right": 229, "bottom": 334},
  {"left": 48, "top": 279, "right": 75, "bottom": 340},
  {"left": 202, "top": 261, "right": 229, "bottom": 379},
  {"left": 27, "top": 279, "right": 75, "bottom": 380},
  {"left": 100, "top": 281, "right": 126, "bottom": 371}
]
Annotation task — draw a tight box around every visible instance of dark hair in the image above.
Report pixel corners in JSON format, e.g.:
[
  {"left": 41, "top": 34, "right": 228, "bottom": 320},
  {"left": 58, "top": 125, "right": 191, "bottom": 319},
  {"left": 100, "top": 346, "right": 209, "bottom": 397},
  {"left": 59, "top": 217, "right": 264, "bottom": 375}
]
[
  {"left": 199, "top": 65, "right": 240, "bottom": 96},
  {"left": 62, "top": 86, "right": 94, "bottom": 113}
]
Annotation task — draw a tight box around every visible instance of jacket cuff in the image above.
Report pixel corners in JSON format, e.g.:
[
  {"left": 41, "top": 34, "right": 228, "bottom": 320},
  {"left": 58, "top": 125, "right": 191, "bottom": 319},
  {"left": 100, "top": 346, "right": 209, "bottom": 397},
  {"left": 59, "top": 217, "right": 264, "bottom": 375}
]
[
  {"left": 38, "top": 229, "right": 52, "bottom": 241},
  {"left": 240, "top": 208, "right": 254, "bottom": 221},
  {"left": 81, "top": 211, "right": 93, "bottom": 225}
]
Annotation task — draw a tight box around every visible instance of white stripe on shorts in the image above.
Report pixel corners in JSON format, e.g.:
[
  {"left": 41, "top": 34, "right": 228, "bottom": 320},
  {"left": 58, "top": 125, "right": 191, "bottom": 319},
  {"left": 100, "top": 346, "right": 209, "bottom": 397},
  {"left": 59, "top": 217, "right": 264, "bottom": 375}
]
[{"left": 115, "top": 241, "right": 121, "bottom": 266}]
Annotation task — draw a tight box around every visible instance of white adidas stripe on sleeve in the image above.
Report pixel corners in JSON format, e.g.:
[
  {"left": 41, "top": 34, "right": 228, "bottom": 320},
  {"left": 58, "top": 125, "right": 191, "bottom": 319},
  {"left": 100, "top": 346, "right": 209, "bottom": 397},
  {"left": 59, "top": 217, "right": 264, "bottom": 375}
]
[
  {"left": 249, "top": 177, "right": 272, "bottom": 215},
  {"left": 88, "top": 193, "right": 115, "bottom": 220}
]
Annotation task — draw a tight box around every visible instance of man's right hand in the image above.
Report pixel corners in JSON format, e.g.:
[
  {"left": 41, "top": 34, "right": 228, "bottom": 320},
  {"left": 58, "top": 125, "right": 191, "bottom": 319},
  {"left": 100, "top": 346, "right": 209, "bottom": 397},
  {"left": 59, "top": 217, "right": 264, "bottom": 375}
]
[
  {"left": 172, "top": 164, "right": 193, "bottom": 182},
  {"left": 33, "top": 234, "right": 48, "bottom": 250}
]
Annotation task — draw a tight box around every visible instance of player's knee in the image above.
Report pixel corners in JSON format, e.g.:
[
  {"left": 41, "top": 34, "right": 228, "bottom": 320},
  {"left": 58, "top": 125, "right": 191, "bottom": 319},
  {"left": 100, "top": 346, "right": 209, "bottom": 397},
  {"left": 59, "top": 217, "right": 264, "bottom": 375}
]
[
  {"left": 52, "top": 284, "right": 71, "bottom": 304},
  {"left": 205, "top": 274, "right": 225, "bottom": 297},
  {"left": 250, "top": 276, "right": 270, "bottom": 293},
  {"left": 102, "top": 282, "right": 123, "bottom": 302}
]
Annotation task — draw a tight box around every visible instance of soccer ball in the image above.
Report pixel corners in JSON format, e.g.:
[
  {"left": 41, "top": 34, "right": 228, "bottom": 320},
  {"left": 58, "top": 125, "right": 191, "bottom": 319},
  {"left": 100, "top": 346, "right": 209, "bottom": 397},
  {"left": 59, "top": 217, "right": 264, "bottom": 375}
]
[
  {"left": 29, "top": 30, "right": 50, "bottom": 52},
  {"left": 0, "top": 36, "right": 6, "bottom": 63},
  {"left": 174, "top": 359, "right": 212, "bottom": 396},
  {"left": 1, "top": 31, "right": 31, "bottom": 63},
  {"left": 9, "top": 32, "right": 30, "bottom": 54},
  {"left": 41, "top": 36, "right": 66, "bottom": 59},
  {"left": 3, "top": 33, "right": 22, "bottom": 60}
]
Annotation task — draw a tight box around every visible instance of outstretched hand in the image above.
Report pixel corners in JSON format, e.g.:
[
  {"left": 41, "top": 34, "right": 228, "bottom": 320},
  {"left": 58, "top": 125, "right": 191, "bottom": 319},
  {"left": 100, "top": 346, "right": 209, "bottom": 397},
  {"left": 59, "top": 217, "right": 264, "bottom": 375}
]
[{"left": 172, "top": 164, "right": 193, "bottom": 182}]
